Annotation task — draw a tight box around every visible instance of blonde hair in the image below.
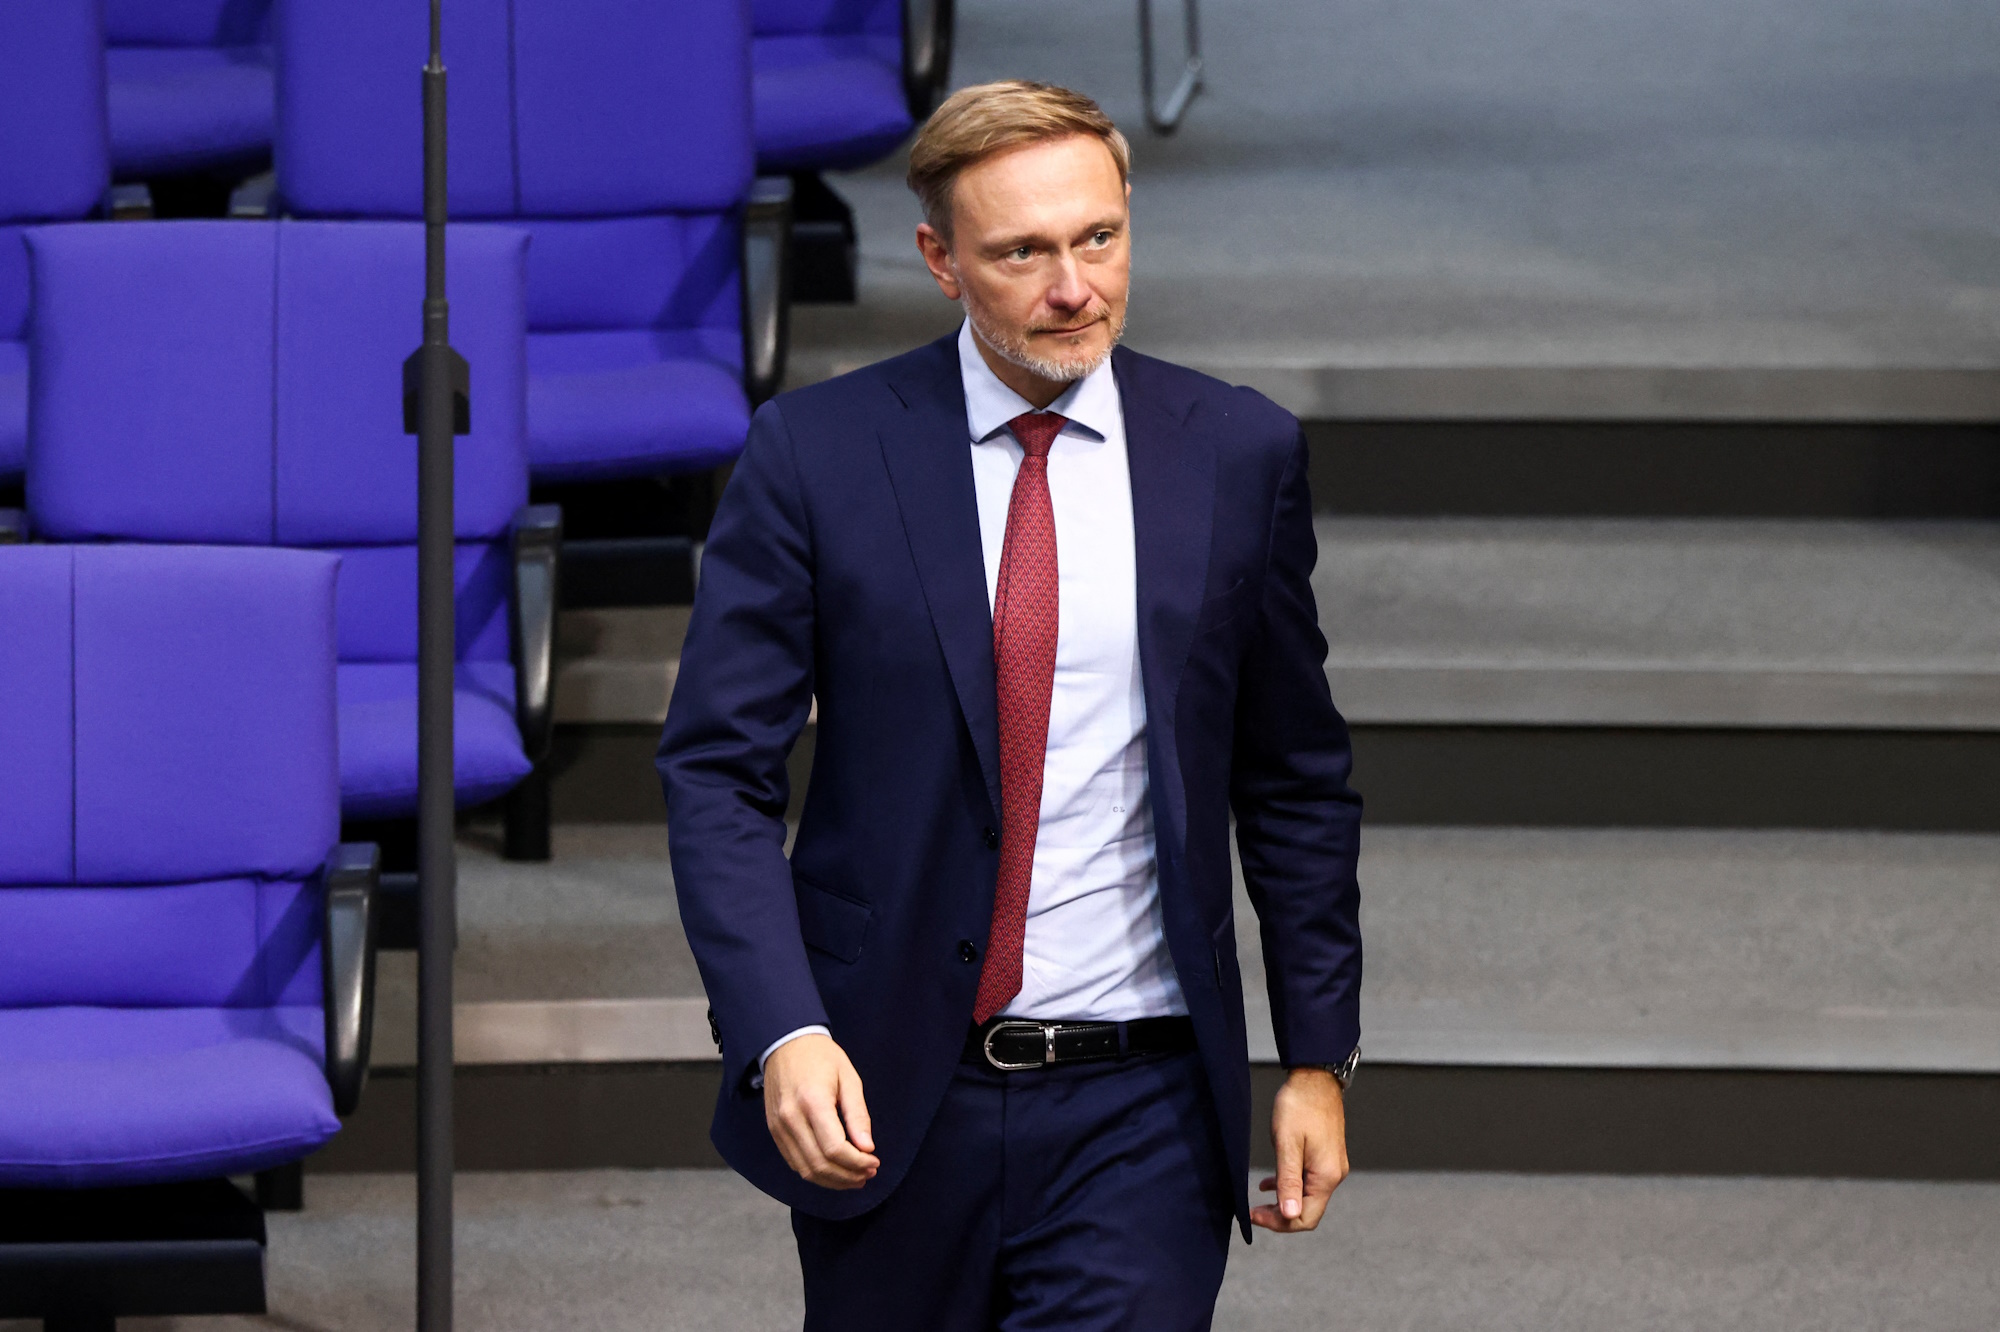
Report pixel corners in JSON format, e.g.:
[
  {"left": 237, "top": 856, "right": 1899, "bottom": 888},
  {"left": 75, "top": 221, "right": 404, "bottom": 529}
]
[{"left": 906, "top": 80, "right": 1131, "bottom": 243}]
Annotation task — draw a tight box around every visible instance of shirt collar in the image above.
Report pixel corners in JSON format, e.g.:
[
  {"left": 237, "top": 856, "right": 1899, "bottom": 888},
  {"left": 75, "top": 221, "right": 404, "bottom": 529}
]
[{"left": 958, "top": 318, "right": 1119, "bottom": 446}]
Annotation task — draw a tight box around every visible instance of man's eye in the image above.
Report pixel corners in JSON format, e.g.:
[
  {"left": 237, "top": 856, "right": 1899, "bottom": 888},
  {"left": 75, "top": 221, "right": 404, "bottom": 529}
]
[
  {"left": 1091, "top": 231, "right": 1113, "bottom": 246},
  {"left": 1011, "top": 246, "right": 1034, "bottom": 260}
]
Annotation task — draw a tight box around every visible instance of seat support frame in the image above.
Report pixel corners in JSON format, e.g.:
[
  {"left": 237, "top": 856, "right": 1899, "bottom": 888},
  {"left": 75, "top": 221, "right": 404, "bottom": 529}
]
[
  {"left": 0, "top": 1179, "right": 267, "bottom": 1329},
  {"left": 1139, "top": 0, "right": 1205, "bottom": 134}
]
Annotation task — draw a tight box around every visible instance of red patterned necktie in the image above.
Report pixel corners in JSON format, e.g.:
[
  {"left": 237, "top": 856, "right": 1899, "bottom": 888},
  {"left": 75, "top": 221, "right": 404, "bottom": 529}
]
[{"left": 972, "top": 410, "right": 1067, "bottom": 1023}]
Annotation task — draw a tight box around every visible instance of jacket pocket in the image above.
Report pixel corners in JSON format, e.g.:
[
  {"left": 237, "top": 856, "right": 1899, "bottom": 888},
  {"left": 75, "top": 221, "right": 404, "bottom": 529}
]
[{"left": 794, "top": 875, "right": 872, "bottom": 963}]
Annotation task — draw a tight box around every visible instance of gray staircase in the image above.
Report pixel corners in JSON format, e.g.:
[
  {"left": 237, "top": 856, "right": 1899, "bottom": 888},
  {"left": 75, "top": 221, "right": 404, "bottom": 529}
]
[{"left": 327, "top": 0, "right": 2000, "bottom": 1185}]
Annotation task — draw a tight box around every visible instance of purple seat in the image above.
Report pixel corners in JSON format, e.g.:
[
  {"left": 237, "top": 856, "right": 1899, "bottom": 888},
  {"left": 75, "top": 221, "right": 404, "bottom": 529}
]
[
  {"left": 0, "top": 543, "right": 345, "bottom": 1187},
  {"left": 753, "top": 0, "right": 915, "bottom": 173},
  {"left": 276, "top": 0, "right": 770, "bottom": 483},
  {"left": 23, "top": 220, "right": 543, "bottom": 822},
  {"left": 103, "top": 0, "right": 275, "bottom": 178},
  {"left": 0, "top": 4, "right": 111, "bottom": 484}
]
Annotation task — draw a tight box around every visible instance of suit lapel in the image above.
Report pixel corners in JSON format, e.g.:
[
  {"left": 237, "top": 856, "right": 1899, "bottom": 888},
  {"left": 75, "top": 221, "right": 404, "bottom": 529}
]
[
  {"left": 1117, "top": 347, "right": 1215, "bottom": 853},
  {"left": 877, "top": 336, "right": 1003, "bottom": 814}
]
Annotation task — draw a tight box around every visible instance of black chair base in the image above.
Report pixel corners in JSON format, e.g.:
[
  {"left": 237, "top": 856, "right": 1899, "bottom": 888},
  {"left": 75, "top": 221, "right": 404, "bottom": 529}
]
[
  {"left": 253, "top": 1161, "right": 304, "bottom": 1212},
  {"left": 788, "top": 171, "right": 857, "bottom": 304},
  {"left": 0, "top": 1178, "right": 267, "bottom": 1328},
  {"left": 503, "top": 767, "right": 554, "bottom": 862},
  {"left": 557, "top": 536, "right": 698, "bottom": 608}
]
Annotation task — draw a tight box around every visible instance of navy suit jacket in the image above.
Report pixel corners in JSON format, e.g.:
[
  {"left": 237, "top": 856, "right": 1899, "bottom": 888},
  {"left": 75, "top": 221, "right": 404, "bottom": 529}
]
[{"left": 657, "top": 335, "right": 1362, "bottom": 1236}]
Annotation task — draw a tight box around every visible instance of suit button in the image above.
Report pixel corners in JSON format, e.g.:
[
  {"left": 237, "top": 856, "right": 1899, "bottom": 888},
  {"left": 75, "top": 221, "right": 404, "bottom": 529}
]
[
  {"left": 982, "top": 827, "right": 999, "bottom": 850},
  {"left": 958, "top": 940, "right": 979, "bottom": 963}
]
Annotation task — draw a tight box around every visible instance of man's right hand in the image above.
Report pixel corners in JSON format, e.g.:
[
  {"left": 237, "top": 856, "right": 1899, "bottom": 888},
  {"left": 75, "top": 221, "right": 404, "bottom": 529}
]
[{"left": 762, "top": 1032, "right": 879, "bottom": 1190}]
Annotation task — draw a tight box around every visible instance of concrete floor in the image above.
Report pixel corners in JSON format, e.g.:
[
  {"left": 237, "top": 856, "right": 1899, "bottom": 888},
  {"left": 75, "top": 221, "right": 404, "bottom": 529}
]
[
  {"left": 792, "top": 0, "right": 2000, "bottom": 417},
  {"left": 56, "top": 1168, "right": 2000, "bottom": 1332}
]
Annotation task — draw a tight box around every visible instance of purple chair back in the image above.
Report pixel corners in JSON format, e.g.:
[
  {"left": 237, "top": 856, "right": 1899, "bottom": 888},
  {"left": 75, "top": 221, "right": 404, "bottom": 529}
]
[
  {"left": 0, "top": 5, "right": 110, "bottom": 227},
  {"left": 102, "top": 0, "right": 271, "bottom": 46},
  {"left": 753, "top": 0, "right": 898, "bottom": 37},
  {"left": 0, "top": 3, "right": 110, "bottom": 480},
  {"left": 25, "top": 220, "right": 529, "bottom": 666}
]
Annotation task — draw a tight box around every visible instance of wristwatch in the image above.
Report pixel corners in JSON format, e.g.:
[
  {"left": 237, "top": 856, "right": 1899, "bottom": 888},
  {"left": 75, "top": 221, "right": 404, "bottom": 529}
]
[{"left": 1291, "top": 1045, "right": 1360, "bottom": 1090}]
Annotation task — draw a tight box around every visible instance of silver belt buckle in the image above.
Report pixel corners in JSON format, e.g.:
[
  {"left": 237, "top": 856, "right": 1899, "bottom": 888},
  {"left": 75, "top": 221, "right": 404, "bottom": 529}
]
[{"left": 982, "top": 1020, "right": 1051, "bottom": 1071}]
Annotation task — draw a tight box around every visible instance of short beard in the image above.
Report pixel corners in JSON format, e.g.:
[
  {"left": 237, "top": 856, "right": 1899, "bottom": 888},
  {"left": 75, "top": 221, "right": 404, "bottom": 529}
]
[{"left": 962, "top": 285, "right": 1126, "bottom": 385}]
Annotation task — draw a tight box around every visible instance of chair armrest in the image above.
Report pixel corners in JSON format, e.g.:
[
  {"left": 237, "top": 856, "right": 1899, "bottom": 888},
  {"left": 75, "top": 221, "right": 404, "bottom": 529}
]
[
  {"left": 0, "top": 509, "right": 26, "bottom": 544},
  {"left": 903, "top": 0, "right": 956, "bottom": 120},
  {"left": 741, "top": 176, "right": 794, "bottom": 406},
  {"left": 510, "top": 503, "right": 564, "bottom": 762},
  {"left": 321, "top": 842, "right": 381, "bottom": 1117}
]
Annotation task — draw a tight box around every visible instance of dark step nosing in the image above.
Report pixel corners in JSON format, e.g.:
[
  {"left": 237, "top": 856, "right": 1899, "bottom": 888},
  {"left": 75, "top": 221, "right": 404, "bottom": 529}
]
[
  {"left": 550, "top": 655, "right": 2000, "bottom": 731},
  {"left": 1327, "top": 663, "right": 2000, "bottom": 731},
  {"left": 1227, "top": 365, "right": 2000, "bottom": 423},
  {"left": 787, "top": 355, "right": 2000, "bottom": 423}
]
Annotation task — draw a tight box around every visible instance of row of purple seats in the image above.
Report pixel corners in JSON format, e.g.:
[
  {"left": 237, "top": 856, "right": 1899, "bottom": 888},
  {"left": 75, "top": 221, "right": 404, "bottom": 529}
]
[
  {"left": 99, "top": 0, "right": 952, "bottom": 196},
  {"left": 273, "top": 0, "right": 777, "bottom": 485},
  {"left": 15, "top": 219, "right": 560, "bottom": 862},
  {"left": 0, "top": 541, "right": 378, "bottom": 1325},
  {"left": 6, "top": 0, "right": 953, "bottom": 492}
]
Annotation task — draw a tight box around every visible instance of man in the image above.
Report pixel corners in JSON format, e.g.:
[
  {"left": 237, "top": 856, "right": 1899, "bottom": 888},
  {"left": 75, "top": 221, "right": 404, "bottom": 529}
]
[{"left": 658, "top": 80, "right": 1362, "bottom": 1331}]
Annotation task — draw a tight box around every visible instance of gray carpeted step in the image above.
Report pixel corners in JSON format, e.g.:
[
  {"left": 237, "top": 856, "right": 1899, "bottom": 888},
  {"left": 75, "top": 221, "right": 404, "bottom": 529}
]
[
  {"left": 1315, "top": 518, "right": 2000, "bottom": 727},
  {"left": 66, "top": 1169, "right": 2000, "bottom": 1332},
  {"left": 554, "top": 520, "right": 2000, "bottom": 730},
  {"left": 1238, "top": 826, "right": 2000, "bottom": 1071},
  {"left": 370, "top": 824, "right": 2000, "bottom": 1075}
]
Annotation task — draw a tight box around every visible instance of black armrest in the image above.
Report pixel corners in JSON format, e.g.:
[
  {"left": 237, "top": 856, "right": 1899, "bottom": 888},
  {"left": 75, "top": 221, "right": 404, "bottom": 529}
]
[
  {"left": 903, "top": 0, "right": 956, "bottom": 120},
  {"left": 0, "top": 509, "right": 25, "bottom": 544},
  {"left": 510, "top": 503, "right": 563, "bottom": 762},
  {"left": 741, "top": 175, "right": 793, "bottom": 406},
  {"left": 228, "top": 170, "right": 277, "bottom": 219},
  {"left": 320, "top": 842, "right": 380, "bottom": 1117}
]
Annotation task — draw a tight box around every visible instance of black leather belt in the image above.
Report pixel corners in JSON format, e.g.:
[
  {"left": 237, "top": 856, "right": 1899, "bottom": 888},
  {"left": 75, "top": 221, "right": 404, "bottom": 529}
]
[{"left": 963, "top": 1016, "right": 1196, "bottom": 1071}]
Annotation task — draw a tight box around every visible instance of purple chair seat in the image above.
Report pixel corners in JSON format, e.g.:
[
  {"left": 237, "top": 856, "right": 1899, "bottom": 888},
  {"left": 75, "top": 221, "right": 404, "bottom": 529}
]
[
  {"left": 528, "top": 330, "right": 750, "bottom": 481},
  {"left": 106, "top": 46, "right": 274, "bottom": 178},
  {"left": 338, "top": 662, "right": 530, "bottom": 819},
  {"left": 753, "top": 33, "right": 912, "bottom": 173},
  {"left": 0, "top": 1006, "right": 336, "bottom": 1189}
]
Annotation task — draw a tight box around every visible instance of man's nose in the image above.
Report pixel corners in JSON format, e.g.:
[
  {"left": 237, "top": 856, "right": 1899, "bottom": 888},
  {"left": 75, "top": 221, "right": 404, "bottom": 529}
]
[{"left": 1045, "top": 255, "right": 1091, "bottom": 313}]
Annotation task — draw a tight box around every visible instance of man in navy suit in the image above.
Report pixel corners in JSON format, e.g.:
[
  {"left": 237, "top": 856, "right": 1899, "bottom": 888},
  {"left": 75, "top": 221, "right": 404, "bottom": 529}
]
[{"left": 658, "top": 80, "right": 1363, "bottom": 1331}]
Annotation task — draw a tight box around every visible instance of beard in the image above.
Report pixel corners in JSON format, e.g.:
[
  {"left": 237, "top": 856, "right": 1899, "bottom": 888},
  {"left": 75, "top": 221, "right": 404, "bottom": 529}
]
[{"left": 962, "top": 285, "right": 1127, "bottom": 384}]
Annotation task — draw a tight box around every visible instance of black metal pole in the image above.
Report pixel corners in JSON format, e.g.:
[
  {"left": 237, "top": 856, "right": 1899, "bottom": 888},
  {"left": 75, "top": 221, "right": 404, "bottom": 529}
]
[{"left": 416, "top": 1, "right": 456, "bottom": 1328}]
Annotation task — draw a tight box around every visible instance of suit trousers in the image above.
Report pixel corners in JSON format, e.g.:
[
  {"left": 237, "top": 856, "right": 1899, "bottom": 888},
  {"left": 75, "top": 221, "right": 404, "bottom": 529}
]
[{"left": 791, "top": 1047, "right": 1235, "bottom": 1332}]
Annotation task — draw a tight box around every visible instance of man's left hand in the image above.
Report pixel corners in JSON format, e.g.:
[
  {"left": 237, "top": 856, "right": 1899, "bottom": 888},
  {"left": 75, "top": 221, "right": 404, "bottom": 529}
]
[{"left": 1250, "top": 1066, "right": 1349, "bottom": 1233}]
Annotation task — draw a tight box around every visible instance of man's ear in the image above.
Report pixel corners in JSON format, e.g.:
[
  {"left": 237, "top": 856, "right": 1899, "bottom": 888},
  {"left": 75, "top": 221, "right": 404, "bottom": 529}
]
[{"left": 915, "top": 223, "right": 963, "bottom": 301}]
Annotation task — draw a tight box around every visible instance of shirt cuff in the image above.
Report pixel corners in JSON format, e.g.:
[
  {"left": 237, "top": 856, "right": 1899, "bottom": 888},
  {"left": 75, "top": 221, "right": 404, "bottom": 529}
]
[{"left": 751, "top": 1025, "right": 831, "bottom": 1090}]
